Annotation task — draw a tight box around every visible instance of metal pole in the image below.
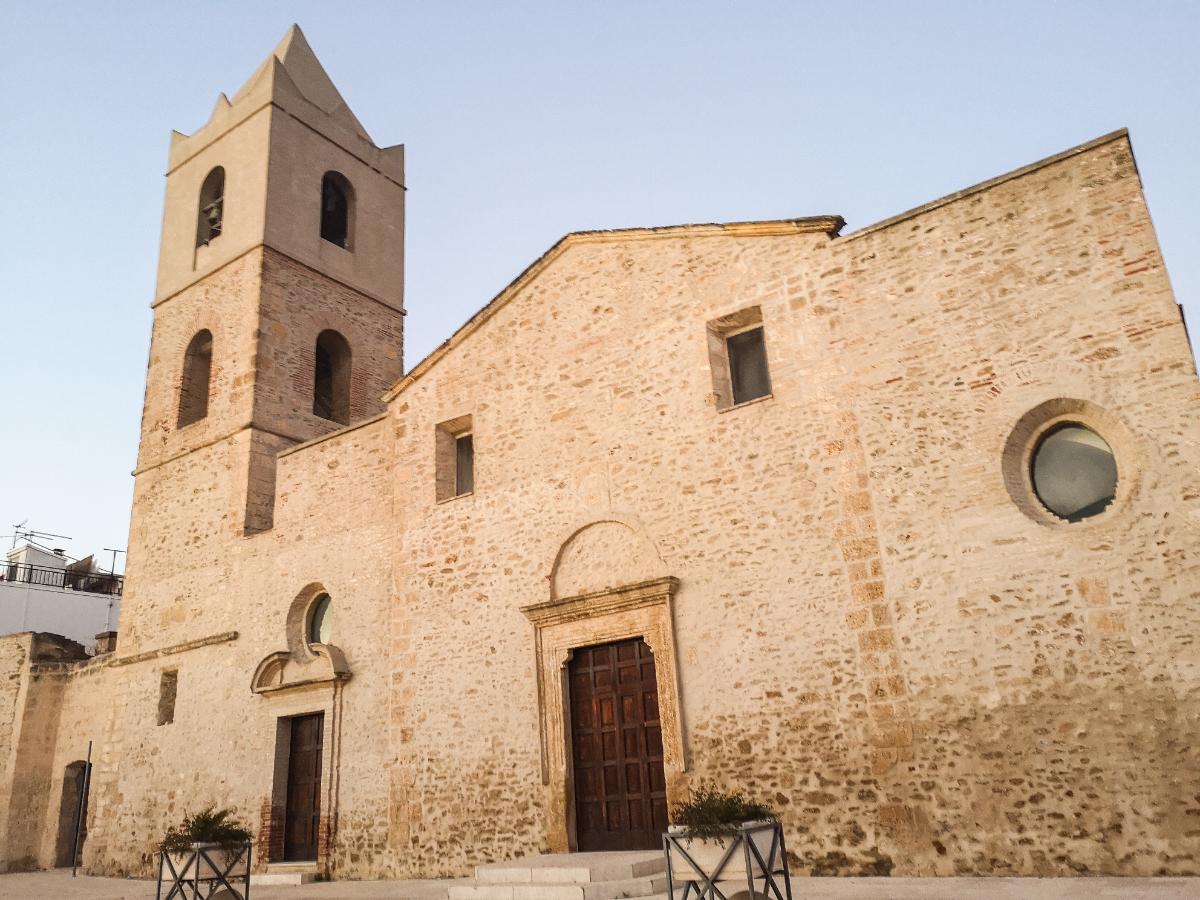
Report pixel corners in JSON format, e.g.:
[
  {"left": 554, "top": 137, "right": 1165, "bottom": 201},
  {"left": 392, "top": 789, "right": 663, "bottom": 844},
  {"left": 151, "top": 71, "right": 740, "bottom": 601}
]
[
  {"left": 103, "top": 548, "right": 125, "bottom": 574},
  {"left": 71, "top": 741, "right": 92, "bottom": 877}
]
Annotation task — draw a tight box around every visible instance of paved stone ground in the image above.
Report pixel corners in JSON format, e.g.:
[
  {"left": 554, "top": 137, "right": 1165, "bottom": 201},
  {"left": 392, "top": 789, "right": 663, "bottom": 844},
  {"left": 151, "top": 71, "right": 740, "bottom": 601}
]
[{"left": 2, "top": 871, "right": 1198, "bottom": 900}]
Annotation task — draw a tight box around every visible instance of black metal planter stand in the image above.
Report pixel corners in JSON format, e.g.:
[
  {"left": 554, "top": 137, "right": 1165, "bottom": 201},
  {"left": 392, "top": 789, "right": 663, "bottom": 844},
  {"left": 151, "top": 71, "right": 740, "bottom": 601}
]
[
  {"left": 156, "top": 840, "right": 252, "bottom": 900},
  {"left": 664, "top": 821, "right": 792, "bottom": 900}
]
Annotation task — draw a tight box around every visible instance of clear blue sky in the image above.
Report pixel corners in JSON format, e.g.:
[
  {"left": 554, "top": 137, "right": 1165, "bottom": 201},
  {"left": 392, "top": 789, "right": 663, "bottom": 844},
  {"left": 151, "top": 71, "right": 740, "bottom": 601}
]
[{"left": 1, "top": 2, "right": 1197, "bottom": 568}]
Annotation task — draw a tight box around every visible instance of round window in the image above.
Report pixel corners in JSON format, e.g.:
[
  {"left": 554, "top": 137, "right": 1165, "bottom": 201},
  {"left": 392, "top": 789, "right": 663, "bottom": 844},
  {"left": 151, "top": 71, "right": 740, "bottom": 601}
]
[
  {"left": 308, "top": 594, "right": 331, "bottom": 645},
  {"left": 1030, "top": 424, "right": 1117, "bottom": 522}
]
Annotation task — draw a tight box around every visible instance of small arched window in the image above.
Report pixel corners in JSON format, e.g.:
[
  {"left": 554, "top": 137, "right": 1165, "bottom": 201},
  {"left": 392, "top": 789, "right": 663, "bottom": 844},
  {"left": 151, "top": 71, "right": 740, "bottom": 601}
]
[
  {"left": 320, "top": 171, "right": 354, "bottom": 249},
  {"left": 196, "top": 167, "right": 225, "bottom": 247},
  {"left": 178, "top": 329, "right": 213, "bottom": 427},
  {"left": 313, "top": 329, "right": 351, "bottom": 424},
  {"left": 308, "top": 593, "right": 331, "bottom": 645}
]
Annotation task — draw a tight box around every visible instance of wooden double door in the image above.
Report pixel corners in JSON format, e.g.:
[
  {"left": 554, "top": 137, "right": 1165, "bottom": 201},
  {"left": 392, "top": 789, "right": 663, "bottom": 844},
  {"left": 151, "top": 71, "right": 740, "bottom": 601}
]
[
  {"left": 283, "top": 713, "right": 324, "bottom": 862},
  {"left": 569, "top": 638, "right": 668, "bottom": 851}
]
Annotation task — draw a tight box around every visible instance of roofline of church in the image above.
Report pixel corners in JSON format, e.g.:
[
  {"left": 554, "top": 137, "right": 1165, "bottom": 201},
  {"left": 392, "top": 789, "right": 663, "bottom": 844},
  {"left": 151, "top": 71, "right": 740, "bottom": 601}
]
[
  {"left": 381, "top": 216, "right": 844, "bottom": 402},
  {"left": 381, "top": 127, "right": 1132, "bottom": 404},
  {"left": 277, "top": 411, "right": 388, "bottom": 459},
  {"left": 839, "top": 127, "right": 1132, "bottom": 242}
]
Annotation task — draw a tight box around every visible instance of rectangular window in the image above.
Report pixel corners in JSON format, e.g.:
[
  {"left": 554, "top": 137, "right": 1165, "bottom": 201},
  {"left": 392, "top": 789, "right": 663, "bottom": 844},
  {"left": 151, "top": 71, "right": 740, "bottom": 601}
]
[
  {"left": 728, "top": 326, "right": 771, "bottom": 405},
  {"left": 706, "top": 305, "right": 772, "bottom": 410},
  {"left": 455, "top": 434, "right": 474, "bottom": 496},
  {"left": 157, "top": 670, "right": 178, "bottom": 726},
  {"left": 435, "top": 414, "right": 474, "bottom": 502}
]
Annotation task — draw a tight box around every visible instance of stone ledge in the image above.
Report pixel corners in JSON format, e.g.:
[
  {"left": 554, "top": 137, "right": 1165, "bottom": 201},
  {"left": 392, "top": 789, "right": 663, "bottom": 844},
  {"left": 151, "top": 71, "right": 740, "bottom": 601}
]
[{"left": 110, "top": 631, "right": 239, "bottom": 667}]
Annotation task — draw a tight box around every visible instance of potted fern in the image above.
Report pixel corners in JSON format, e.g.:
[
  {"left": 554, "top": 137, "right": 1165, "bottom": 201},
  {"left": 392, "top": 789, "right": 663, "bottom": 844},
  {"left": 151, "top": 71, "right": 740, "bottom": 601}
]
[
  {"left": 158, "top": 806, "right": 253, "bottom": 884},
  {"left": 667, "top": 786, "right": 779, "bottom": 880}
]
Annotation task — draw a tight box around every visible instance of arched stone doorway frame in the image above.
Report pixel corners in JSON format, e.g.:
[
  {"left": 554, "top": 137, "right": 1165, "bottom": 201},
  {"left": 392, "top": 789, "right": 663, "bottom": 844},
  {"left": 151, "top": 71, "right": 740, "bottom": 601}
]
[{"left": 523, "top": 518, "right": 688, "bottom": 852}]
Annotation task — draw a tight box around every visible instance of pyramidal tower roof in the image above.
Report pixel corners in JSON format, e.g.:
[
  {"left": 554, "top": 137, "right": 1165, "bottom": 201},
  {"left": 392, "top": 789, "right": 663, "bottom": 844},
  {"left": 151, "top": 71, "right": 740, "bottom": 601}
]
[
  {"left": 167, "top": 24, "right": 400, "bottom": 180},
  {"left": 231, "top": 24, "right": 371, "bottom": 141}
]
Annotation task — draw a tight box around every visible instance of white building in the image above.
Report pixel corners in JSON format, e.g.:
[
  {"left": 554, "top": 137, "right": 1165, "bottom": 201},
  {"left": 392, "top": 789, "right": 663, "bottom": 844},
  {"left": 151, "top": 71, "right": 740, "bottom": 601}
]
[{"left": 0, "top": 543, "right": 121, "bottom": 653}]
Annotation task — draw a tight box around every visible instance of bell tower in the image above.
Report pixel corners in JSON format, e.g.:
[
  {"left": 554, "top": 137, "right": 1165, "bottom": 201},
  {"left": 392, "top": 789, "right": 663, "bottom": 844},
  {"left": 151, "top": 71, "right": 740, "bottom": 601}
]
[{"left": 122, "top": 26, "right": 405, "bottom": 651}]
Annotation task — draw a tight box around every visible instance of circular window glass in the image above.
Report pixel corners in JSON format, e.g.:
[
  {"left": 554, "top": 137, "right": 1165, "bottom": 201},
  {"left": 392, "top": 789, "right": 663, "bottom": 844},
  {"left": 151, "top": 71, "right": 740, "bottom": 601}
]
[
  {"left": 308, "top": 594, "right": 331, "bottom": 645},
  {"left": 1030, "top": 424, "right": 1117, "bottom": 522}
]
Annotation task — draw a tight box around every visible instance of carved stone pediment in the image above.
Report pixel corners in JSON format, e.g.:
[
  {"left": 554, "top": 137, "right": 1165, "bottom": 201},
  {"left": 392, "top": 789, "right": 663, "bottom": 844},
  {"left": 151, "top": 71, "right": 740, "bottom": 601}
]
[
  {"left": 251, "top": 643, "right": 350, "bottom": 695},
  {"left": 522, "top": 576, "right": 681, "bottom": 627}
]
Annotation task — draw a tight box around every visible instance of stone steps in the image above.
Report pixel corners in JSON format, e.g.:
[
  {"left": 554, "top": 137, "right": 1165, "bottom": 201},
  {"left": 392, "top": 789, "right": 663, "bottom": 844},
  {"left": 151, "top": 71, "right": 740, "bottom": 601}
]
[
  {"left": 250, "top": 861, "right": 318, "bottom": 885},
  {"left": 450, "top": 852, "right": 671, "bottom": 900},
  {"left": 451, "top": 875, "right": 669, "bottom": 900},
  {"left": 250, "top": 871, "right": 317, "bottom": 885},
  {"left": 474, "top": 851, "right": 666, "bottom": 884}
]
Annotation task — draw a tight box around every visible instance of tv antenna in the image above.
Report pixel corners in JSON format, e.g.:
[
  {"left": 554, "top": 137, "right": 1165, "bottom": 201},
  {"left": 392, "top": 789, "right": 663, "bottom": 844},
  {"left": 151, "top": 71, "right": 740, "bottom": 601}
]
[{"left": 7, "top": 523, "right": 74, "bottom": 553}]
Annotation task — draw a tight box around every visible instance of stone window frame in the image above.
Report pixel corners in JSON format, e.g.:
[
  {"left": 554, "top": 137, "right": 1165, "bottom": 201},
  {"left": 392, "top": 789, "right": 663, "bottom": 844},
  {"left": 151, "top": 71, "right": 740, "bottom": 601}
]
[
  {"left": 319, "top": 170, "right": 355, "bottom": 250},
  {"left": 1002, "top": 398, "right": 1141, "bottom": 529},
  {"left": 177, "top": 329, "right": 213, "bottom": 429},
  {"left": 435, "top": 414, "right": 474, "bottom": 503},
  {"left": 706, "top": 305, "right": 773, "bottom": 411},
  {"left": 251, "top": 581, "right": 351, "bottom": 693},
  {"left": 520, "top": 576, "right": 687, "bottom": 852},
  {"left": 288, "top": 583, "right": 335, "bottom": 663},
  {"left": 319, "top": 170, "right": 355, "bottom": 251},
  {"left": 313, "top": 329, "right": 352, "bottom": 426},
  {"left": 196, "top": 166, "right": 225, "bottom": 247}
]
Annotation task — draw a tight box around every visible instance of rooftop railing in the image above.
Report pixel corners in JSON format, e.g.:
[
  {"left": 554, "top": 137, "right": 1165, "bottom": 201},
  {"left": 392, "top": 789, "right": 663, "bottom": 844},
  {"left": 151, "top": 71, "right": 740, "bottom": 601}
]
[{"left": 0, "top": 562, "right": 123, "bottom": 597}]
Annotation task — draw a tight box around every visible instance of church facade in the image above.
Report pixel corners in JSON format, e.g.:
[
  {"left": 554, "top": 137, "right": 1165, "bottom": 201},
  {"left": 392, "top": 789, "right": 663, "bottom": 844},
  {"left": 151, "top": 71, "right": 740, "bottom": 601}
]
[{"left": 2, "top": 27, "right": 1198, "bottom": 880}]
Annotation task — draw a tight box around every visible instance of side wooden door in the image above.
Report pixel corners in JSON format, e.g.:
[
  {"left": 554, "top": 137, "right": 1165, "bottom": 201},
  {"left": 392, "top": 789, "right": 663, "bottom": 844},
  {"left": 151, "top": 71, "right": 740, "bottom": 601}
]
[{"left": 283, "top": 713, "right": 324, "bottom": 861}]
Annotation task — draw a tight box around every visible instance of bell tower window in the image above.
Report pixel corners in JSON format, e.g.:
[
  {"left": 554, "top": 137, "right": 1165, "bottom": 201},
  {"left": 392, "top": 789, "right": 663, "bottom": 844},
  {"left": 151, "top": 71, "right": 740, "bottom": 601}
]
[
  {"left": 320, "top": 171, "right": 354, "bottom": 250},
  {"left": 178, "top": 330, "right": 213, "bottom": 427},
  {"left": 196, "top": 167, "right": 225, "bottom": 247},
  {"left": 313, "top": 330, "right": 351, "bottom": 425}
]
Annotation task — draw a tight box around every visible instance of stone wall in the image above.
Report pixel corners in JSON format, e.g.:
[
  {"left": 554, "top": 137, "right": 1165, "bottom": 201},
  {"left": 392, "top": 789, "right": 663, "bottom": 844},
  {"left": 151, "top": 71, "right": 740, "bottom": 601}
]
[
  {"left": 0, "top": 634, "right": 31, "bottom": 870},
  {"left": 2, "top": 131, "right": 1195, "bottom": 882},
  {"left": 255, "top": 248, "right": 405, "bottom": 438},
  {"left": 384, "top": 132, "right": 1199, "bottom": 877},
  {"left": 122, "top": 242, "right": 405, "bottom": 651},
  {"left": 0, "top": 634, "right": 94, "bottom": 873},
  {"left": 22, "top": 415, "right": 398, "bottom": 877}
]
